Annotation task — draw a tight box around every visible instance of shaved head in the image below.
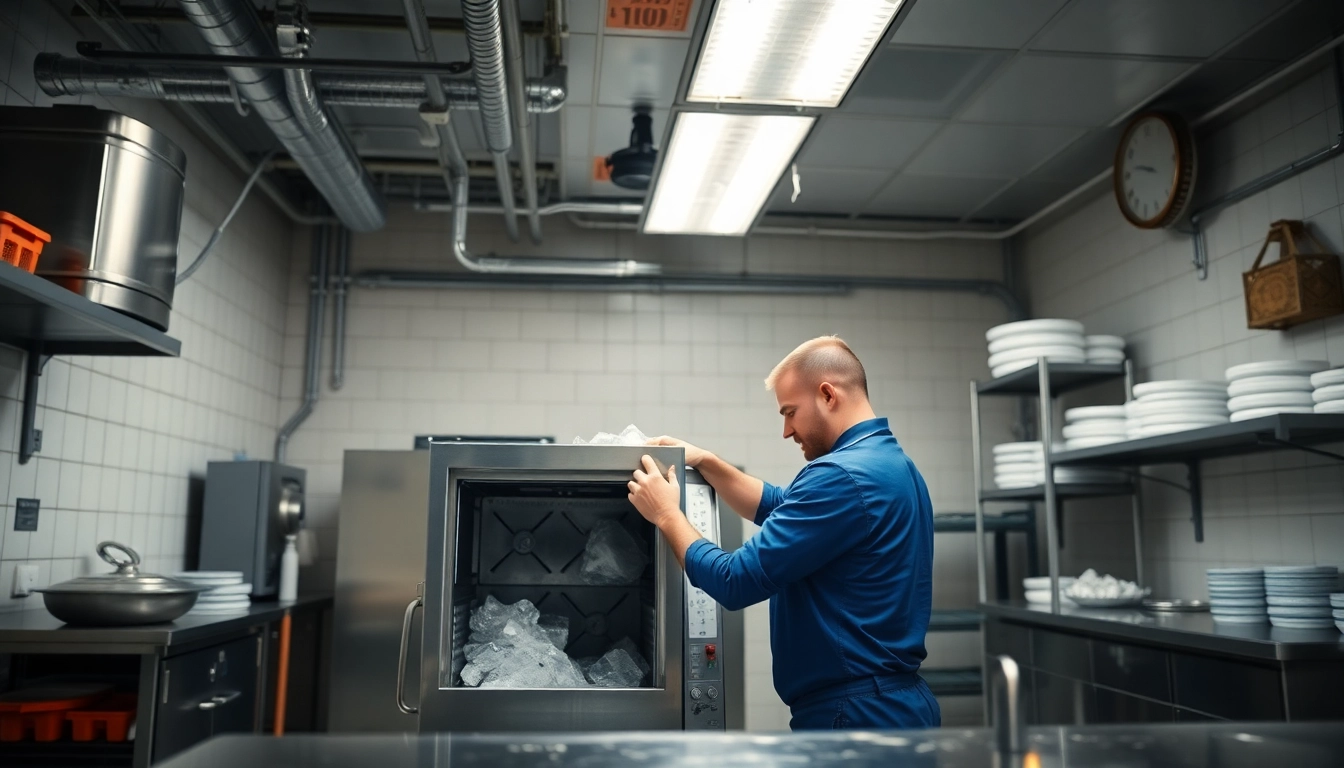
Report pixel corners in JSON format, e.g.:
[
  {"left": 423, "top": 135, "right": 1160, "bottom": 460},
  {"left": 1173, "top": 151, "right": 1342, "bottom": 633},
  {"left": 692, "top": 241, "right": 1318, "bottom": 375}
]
[{"left": 765, "top": 336, "right": 868, "bottom": 397}]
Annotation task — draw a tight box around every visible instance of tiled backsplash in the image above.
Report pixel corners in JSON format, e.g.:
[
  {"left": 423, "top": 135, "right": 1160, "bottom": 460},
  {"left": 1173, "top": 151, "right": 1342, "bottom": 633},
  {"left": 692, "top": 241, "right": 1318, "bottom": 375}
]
[
  {"left": 0, "top": 9, "right": 291, "bottom": 606},
  {"left": 1022, "top": 63, "right": 1344, "bottom": 593}
]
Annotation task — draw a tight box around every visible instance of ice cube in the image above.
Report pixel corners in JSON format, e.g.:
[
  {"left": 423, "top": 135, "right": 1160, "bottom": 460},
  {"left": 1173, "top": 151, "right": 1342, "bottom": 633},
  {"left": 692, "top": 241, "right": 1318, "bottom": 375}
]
[
  {"left": 538, "top": 614, "right": 569, "bottom": 651},
  {"left": 460, "top": 642, "right": 510, "bottom": 686},
  {"left": 611, "top": 636, "right": 651, "bottom": 681},
  {"left": 468, "top": 595, "right": 541, "bottom": 642},
  {"left": 617, "top": 424, "right": 649, "bottom": 446},
  {"left": 480, "top": 621, "right": 589, "bottom": 688},
  {"left": 585, "top": 648, "right": 644, "bottom": 688},
  {"left": 579, "top": 520, "right": 649, "bottom": 585}
]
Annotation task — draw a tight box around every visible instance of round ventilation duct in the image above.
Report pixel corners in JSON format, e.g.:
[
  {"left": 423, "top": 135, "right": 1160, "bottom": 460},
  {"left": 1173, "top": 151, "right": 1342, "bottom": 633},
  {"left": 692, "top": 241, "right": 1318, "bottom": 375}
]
[{"left": 606, "top": 107, "right": 657, "bottom": 190}]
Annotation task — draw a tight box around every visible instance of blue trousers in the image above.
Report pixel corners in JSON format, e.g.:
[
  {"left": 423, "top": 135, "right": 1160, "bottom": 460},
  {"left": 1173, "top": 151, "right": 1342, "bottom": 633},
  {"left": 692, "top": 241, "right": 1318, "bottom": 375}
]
[{"left": 788, "top": 673, "right": 942, "bottom": 730}]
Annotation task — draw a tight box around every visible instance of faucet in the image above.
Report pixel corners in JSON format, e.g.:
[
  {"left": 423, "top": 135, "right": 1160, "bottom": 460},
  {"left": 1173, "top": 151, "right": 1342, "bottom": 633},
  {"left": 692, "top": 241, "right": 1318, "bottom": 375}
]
[{"left": 989, "top": 654, "right": 1026, "bottom": 758}]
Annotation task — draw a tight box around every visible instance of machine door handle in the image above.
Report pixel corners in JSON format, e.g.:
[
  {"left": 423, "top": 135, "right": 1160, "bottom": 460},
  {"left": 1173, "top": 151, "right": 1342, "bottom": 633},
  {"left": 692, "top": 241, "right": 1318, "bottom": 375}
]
[
  {"left": 396, "top": 595, "right": 423, "bottom": 715},
  {"left": 197, "top": 691, "right": 241, "bottom": 711}
]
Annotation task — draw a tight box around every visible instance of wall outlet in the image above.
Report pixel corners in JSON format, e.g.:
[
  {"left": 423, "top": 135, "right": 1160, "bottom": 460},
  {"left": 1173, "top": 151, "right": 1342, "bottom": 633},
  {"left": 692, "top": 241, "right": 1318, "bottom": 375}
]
[{"left": 12, "top": 565, "right": 39, "bottom": 598}]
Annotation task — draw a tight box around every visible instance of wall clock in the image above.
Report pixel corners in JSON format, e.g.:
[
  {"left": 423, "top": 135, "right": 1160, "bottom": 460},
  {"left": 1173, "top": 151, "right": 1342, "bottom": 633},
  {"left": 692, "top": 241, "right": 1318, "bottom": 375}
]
[{"left": 1113, "top": 112, "right": 1196, "bottom": 229}]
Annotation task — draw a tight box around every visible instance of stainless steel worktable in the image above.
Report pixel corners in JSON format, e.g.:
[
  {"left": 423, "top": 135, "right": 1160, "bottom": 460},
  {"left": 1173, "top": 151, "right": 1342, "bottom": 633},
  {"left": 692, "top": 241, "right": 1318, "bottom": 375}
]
[
  {"left": 981, "top": 600, "right": 1344, "bottom": 661},
  {"left": 159, "top": 724, "right": 1344, "bottom": 768},
  {"left": 0, "top": 594, "right": 332, "bottom": 653}
]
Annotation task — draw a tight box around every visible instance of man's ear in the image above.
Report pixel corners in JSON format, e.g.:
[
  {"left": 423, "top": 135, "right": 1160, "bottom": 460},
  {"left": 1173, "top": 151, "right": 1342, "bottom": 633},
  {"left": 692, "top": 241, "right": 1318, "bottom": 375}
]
[{"left": 819, "top": 382, "right": 837, "bottom": 407}]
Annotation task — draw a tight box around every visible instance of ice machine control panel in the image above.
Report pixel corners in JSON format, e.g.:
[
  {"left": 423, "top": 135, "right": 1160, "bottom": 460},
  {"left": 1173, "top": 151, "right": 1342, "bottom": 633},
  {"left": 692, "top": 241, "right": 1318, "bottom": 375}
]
[{"left": 683, "top": 479, "right": 726, "bottom": 730}]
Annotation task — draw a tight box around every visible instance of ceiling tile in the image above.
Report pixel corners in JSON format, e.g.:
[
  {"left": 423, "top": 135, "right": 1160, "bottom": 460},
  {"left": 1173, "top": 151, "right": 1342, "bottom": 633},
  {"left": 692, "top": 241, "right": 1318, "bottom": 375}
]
[
  {"left": 959, "top": 54, "right": 1192, "bottom": 127},
  {"left": 596, "top": 35, "right": 689, "bottom": 108},
  {"left": 844, "top": 47, "right": 1009, "bottom": 119},
  {"left": 904, "top": 123, "right": 1085, "bottom": 177},
  {"left": 966, "top": 177, "right": 1083, "bottom": 221},
  {"left": 1217, "top": 0, "right": 1344, "bottom": 63},
  {"left": 591, "top": 106, "right": 670, "bottom": 163},
  {"left": 1030, "top": 127, "right": 1124, "bottom": 184},
  {"left": 564, "top": 34, "right": 598, "bottom": 107},
  {"left": 563, "top": 106, "right": 592, "bottom": 159},
  {"left": 890, "top": 0, "right": 1070, "bottom": 49},
  {"left": 766, "top": 167, "right": 892, "bottom": 215},
  {"left": 1149, "top": 59, "right": 1278, "bottom": 117},
  {"left": 863, "top": 174, "right": 1009, "bottom": 219},
  {"left": 1032, "top": 0, "right": 1291, "bottom": 58},
  {"left": 794, "top": 116, "right": 941, "bottom": 170}
]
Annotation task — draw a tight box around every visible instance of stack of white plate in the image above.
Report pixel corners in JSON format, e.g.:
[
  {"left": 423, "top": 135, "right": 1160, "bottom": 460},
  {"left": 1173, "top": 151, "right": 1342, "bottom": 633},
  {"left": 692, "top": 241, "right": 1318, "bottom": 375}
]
[
  {"left": 1331, "top": 593, "right": 1344, "bottom": 633},
  {"left": 985, "top": 319, "right": 1085, "bottom": 378},
  {"left": 1024, "top": 576, "right": 1077, "bottom": 606},
  {"left": 1225, "top": 360, "right": 1330, "bottom": 421},
  {"left": 1207, "top": 568, "right": 1266, "bottom": 624},
  {"left": 992, "top": 442, "right": 1127, "bottom": 487},
  {"left": 1062, "top": 405, "right": 1128, "bottom": 450},
  {"left": 1311, "top": 368, "right": 1344, "bottom": 414},
  {"left": 175, "top": 571, "right": 252, "bottom": 614},
  {"left": 1128, "top": 380, "right": 1229, "bottom": 437},
  {"left": 1265, "top": 566, "right": 1339, "bottom": 629},
  {"left": 1085, "top": 335, "right": 1125, "bottom": 365}
]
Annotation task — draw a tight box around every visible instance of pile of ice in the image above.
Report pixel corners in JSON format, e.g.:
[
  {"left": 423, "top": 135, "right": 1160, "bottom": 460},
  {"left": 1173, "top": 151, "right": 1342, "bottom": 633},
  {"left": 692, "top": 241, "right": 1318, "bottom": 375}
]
[
  {"left": 459, "top": 596, "right": 650, "bottom": 688},
  {"left": 573, "top": 424, "right": 650, "bottom": 446},
  {"left": 1064, "top": 568, "right": 1146, "bottom": 600},
  {"left": 580, "top": 520, "right": 649, "bottom": 585}
]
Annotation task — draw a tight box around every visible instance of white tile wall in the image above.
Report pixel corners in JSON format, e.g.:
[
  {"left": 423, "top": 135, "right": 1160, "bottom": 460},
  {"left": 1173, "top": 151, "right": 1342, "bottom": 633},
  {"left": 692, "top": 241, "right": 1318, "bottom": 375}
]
[
  {"left": 0, "top": 11, "right": 290, "bottom": 606},
  {"left": 1021, "top": 63, "right": 1344, "bottom": 592},
  {"left": 279, "top": 206, "right": 1016, "bottom": 729}
]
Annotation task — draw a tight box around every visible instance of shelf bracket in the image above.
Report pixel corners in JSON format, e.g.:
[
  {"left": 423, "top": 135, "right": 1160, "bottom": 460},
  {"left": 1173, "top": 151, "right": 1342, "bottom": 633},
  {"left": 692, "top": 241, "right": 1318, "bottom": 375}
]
[
  {"left": 1255, "top": 436, "right": 1344, "bottom": 463},
  {"left": 18, "top": 347, "right": 50, "bottom": 465},
  {"left": 1187, "top": 461, "right": 1203, "bottom": 543}
]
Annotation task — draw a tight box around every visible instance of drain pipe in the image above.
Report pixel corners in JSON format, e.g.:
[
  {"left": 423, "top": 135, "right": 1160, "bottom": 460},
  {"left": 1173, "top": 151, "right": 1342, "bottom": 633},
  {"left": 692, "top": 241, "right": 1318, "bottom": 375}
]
[
  {"left": 276, "top": 225, "right": 329, "bottom": 462},
  {"left": 330, "top": 226, "right": 350, "bottom": 391},
  {"left": 399, "top": 0, "right": 471, "bottom": 205},
  {"left": 501, "top": 0, "right": 543, "bottom": 243},
  {"left": 462, "top": 0, "right": 521, "bottom": 241}
]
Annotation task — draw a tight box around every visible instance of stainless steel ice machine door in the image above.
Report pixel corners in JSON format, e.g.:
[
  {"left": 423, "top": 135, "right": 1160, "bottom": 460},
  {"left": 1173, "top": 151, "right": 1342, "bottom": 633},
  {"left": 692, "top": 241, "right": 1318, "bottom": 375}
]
[{"left": 418, "top": 443, "right": 686, "bottom": 731}]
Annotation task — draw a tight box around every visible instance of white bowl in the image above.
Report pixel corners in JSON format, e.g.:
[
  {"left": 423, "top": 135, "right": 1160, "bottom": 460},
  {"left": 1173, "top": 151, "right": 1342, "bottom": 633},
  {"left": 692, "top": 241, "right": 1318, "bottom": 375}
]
[
  {"left": 1309, "top": 368, "right": 1344, "bottom": 388},
  {"left": 987, "top": 332, "right": 1086, "bottom": 355},
  {"left": 993, "top": 442, "right": 1043, "bottom": 454},
  {"left": 994, "top": 461, "right": 1045, "bottom": 475},
  {"left": 1024, "top": 576, "right": 1077, "bottom": 590},
  {"left": 1084, "top": 335, "right": 1125, "bottom": 350},
  {"left": 988, "top": 345, "right": 1088, "bottom": 369},
  {"left": 986, "top": 318, "right": 1086, "bottom": 342},
  {"left": 1065, "top": 406, "right": 1128, "bottom": 422},
  {"left": 1132, "top": 380, "right": 1228, "bottom": 398},
  {"left": 1227, "top": 391, "right": 1316, "bottom": 411},
  {"left": 1315, "top": 399, "right": 1344, "bottom": 413},
  {"left": 1226, "top": 360, "right": 1330, "bottom": 381},
  {"left": 1226, "top": 376, "right": 1314, "bottom": 397},
  {"left": 1064, "top": 437, "right": 1126, "bottom": 450},
  {"left": 1212, "top": 613, "right": 1269, "bottom": 624},
  {"left": 1130, "top": 390, "right": 1229, "bottom": 404},
  {"left": 1061, "top": 422, "right": 1130, "bottom": 439},
  {"left": 1312, "top": 383, "right": 1344, "bottom": 403},
  {"left": 1230, "top": 406, "right": 1316, "bottom": 421}
]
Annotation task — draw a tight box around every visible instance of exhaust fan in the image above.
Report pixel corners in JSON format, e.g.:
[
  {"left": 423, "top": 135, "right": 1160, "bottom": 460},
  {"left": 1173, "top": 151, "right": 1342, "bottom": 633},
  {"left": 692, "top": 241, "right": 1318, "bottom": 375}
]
[{"left": 606, "top": 107, "right": 657, "bottom": 190}]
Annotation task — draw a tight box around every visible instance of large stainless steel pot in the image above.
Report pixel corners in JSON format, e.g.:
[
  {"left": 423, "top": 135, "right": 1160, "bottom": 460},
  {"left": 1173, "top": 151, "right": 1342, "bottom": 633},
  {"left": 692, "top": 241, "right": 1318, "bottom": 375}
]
[
  {"left": 0, "top": 105, "right": 186, "bottom": 330},
  {"left": 37, "top": 542, "right": 204, "bottom": 625}
]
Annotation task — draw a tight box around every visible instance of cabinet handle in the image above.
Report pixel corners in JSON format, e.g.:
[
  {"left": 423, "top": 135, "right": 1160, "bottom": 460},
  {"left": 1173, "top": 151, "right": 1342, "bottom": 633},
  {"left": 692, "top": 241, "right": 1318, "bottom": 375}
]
[
  {"left": 198, "top": 691, "right": 242, "bottom": 711},
  {"left": 396, "top": 595, "right": 423, "bottom": 715}
]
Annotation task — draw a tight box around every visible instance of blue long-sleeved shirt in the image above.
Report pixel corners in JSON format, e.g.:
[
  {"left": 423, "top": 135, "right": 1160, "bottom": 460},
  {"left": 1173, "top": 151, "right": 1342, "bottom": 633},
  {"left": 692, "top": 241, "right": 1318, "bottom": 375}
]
[{"left": 684, "top": 417, "right": 934, "bottom": 708}]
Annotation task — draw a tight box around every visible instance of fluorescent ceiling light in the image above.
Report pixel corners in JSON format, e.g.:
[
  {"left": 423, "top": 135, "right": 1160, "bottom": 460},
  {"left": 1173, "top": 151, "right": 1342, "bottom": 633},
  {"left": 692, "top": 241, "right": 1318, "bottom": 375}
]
[
  {"left": 688, "top": 0, "right": 904, "bottom": 108},
  {"left": 644, "top": 113, "right": 815, "bottom": 236}
]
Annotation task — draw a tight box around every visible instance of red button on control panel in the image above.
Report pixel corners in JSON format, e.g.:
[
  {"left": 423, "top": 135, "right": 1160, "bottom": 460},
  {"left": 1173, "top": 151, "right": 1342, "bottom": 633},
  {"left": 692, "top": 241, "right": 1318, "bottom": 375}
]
[{"left": 705, "top": 644, "right": 716, "bottom": 660}]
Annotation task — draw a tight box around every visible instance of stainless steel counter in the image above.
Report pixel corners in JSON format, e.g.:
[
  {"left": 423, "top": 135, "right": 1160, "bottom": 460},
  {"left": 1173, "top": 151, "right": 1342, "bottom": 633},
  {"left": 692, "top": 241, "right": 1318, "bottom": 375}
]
[
  {"left": 158, "top": 724, "right": 1344, "bottom": 768},
  {"left": 0, "top": 595, "right": 332, "bottom": 654},
  {"left": 982, "top": 601, "right": 1344, "bottom": 661}
]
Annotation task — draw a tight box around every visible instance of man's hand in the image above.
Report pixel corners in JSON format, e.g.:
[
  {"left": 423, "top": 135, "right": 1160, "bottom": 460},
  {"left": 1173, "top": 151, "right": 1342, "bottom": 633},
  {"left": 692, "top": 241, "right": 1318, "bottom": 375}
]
[
  {"left": 628, "top": 454, "right": 681, "bottom": 527},
  {"left": 647, "top": 436, "right": 710, "bottom": 468}
]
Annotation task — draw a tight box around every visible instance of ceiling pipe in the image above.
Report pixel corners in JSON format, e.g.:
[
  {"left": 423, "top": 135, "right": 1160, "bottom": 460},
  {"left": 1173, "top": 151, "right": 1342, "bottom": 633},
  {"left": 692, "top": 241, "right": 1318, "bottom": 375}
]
[
  {"left": 176, "top": 0, "right": 386, "bottom": 231},
  {"left": 34, "top": 54, "right": 567, "bottom": 112},
  {"left": 400, "top": 0, "right": 475, "bottom": 208},
  {"left": 462, "top": 0, "right": 521, "bottom": 242},
  {"left": 501, "top": 0, "right": 544, "bottom": 243}
]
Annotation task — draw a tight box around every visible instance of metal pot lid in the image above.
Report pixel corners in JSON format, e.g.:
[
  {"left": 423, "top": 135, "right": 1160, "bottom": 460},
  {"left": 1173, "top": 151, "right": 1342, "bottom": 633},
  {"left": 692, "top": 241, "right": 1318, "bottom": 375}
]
[{"left": 38, "top": 542, "right": 205, "bottom": 595}]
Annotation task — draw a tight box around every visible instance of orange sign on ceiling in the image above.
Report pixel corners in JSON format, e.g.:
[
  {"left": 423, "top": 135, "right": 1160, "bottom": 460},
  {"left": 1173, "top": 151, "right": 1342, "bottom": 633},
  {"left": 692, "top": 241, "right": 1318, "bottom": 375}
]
[{"left": 605, "top": 0, "right": 692, "bottom": 32}]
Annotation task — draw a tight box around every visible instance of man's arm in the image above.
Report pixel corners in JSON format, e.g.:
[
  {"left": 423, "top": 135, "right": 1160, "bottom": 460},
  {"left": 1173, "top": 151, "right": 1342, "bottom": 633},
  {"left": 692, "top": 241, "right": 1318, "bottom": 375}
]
[{"left": 648, "top": 437, "right": 765, "bottom": 522}]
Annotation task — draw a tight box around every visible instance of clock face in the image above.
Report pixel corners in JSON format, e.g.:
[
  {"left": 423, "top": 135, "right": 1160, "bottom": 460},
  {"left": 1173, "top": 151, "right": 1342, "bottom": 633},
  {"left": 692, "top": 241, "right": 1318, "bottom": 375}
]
[{"left": 1118, "top": 116, "right": 1180, "bottom": 226}]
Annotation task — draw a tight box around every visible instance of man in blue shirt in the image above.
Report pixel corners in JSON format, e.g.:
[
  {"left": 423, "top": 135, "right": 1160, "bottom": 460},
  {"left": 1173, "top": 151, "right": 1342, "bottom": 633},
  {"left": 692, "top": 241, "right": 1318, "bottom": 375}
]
[{"left": 628, "top": 336, "right": 939, "bottom": 730}]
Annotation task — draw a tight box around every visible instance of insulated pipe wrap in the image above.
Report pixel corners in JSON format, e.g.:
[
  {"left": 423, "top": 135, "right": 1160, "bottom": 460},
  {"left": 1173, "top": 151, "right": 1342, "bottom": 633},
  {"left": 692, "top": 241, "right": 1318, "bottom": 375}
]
[{"left": 461, "top": 0, "right": 512, "bottom": 152}]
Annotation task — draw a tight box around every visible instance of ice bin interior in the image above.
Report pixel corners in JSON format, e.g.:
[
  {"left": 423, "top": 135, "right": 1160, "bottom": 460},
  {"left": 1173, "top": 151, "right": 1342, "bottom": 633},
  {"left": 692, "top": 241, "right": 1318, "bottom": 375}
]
[{"left": 446, "top": 480, "right": 660, "bottom": 688}]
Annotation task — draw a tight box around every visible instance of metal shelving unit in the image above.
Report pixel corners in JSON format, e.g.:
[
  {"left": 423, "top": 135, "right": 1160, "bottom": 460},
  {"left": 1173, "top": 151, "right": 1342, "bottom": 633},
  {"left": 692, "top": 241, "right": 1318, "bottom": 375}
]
[
  {"left": 969, "top": 359, "right": 1135, "bottom": 615},
  {"left": 0, "top": 264, "right": 181, "bottom": 464}
]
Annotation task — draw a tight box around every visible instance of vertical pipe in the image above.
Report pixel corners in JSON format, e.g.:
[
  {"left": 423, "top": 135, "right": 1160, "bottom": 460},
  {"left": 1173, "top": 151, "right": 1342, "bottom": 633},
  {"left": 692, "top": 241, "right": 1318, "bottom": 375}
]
[
  {"left": 275, "top": 224, "right": 329, "bottom": 461},
  {"left": 274, "top": 610, "right": 292, "bottom": 735},
  {"left": 330, "top": 227, "right": 349, "bottom": 390},
  {"left": 501, "top": 0, "right": 542, "bottom": 242},
  {"left": 492, "top": 155, "right": 521, "bottom": 241},
  {"left": 18, "top": 348, "right": 42, "bottom": 465},
  {"left": 462, "top": 0, "right": 521, "bottom": 241},
  {"left": 1038, "top": 358, "right": 1060, "bottom": 614},
  {"left": 970, "top": 381, "right": 987, "bottom": 604},
  {"left": 1124, "top": 359, "right": 1145, "bottom": 587}
]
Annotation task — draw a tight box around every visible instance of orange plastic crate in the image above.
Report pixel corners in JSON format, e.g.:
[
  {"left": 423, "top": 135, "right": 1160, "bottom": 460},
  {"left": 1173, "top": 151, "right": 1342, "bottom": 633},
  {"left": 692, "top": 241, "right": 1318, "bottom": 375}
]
[
  {"left": 0, "top": 684, "right": 108, "bottom": 742},
  {"left": 0, "top": 211, "right": 51, "bottom": 273},
  {"left": 67, "top": 694, "right": 138, "bottom": 743}
]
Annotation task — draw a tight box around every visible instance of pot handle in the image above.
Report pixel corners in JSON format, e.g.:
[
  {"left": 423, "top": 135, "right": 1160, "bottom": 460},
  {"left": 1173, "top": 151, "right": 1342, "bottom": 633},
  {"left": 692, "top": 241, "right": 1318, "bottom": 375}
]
[{"left": 98, "top": 541, "right": 142, "bottom": 572}]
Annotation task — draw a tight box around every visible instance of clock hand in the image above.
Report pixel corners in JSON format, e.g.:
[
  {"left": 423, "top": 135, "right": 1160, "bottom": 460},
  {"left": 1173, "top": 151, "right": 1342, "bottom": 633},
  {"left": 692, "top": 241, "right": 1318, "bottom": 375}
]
[{"left": 1134, "top": 165, "right": 1157, "bottom": 173}]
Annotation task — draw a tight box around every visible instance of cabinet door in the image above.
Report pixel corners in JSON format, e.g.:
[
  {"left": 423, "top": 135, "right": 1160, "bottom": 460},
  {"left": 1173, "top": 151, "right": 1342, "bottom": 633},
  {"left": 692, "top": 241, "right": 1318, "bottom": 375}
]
[
  {"left": 1092, "top": 640, "right": 1170, "bottom": 702},
  {"left": 1171, "top": 653, "right": 1283, "bottom": 721},
  {"left": 1034, "top": 671, "right": 1093, "bottom": 726},
  {"left": 1093, "top": 687, "right": 1173, "bottom": 723},
  {"left": 155, "top": 634, "right": 260, "bottom": 762}
]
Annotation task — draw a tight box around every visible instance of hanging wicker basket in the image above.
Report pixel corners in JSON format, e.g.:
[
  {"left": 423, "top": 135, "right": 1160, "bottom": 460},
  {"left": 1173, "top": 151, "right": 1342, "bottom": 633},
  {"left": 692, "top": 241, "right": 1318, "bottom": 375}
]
[{"left": 1242, "top": 219, "right": 1344, "bottom": 330}]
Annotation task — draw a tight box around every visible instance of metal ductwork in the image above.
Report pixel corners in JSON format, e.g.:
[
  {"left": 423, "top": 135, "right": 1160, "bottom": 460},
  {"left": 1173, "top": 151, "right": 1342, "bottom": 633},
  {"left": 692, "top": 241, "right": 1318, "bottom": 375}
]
[
  {"left": 34, "top": 54, "right": 568, "bottom": 112},
  {"left": 176, "top": 0, "right": 385, "bottom": 232},
  {"left": 462, "top": 0, "right": 520, "bottom": 241}
]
